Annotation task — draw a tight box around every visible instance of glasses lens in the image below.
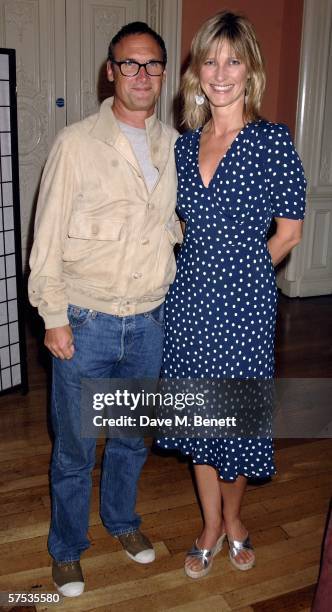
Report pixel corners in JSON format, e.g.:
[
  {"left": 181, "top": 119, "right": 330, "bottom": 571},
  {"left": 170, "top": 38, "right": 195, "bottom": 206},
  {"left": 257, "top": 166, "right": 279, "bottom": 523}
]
[
  {"left": 120, "top": 62, "right": 139, "bottom": 76},
  {"left": 145, "top": 62, "right": 164, "bottom": 76}
]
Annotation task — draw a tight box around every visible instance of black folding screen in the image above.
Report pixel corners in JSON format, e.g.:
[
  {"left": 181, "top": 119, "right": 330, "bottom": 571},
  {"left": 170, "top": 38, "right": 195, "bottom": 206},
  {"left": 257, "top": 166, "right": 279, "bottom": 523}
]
[{"left": 0, "top": 49, "right": 27, "bottom": 394}]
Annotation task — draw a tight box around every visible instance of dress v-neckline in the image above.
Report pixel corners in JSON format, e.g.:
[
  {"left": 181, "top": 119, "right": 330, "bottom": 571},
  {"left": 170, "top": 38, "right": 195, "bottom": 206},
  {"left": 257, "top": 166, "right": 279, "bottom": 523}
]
[{"left": 196, "top": 122, "right": 251, "bottom": 190}]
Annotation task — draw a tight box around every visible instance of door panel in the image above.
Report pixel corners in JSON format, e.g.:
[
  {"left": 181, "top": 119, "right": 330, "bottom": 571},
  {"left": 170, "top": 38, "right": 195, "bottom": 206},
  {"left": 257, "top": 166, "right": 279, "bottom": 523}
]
[
  {"left": 0, "top": 0, "right": 181, "bottom": 268},
  {"left": 66, "top": 0, "right": 148, "bottom": 124},
  {"left": 278, "top": 0, "right": 332, "bottom": 296},
  {"left": 0, "top": 0, "right": 58, "bottom": 266}
]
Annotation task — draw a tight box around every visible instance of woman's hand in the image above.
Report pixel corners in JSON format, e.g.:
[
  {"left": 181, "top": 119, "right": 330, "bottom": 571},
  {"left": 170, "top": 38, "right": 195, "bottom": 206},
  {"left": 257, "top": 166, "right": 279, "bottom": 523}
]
[{"left": 267, "top": 217, "right": 303, "bottom": 266}]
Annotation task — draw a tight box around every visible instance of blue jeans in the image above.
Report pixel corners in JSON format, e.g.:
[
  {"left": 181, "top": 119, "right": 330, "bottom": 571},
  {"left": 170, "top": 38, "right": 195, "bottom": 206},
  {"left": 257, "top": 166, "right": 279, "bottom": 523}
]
[{"left": 48, "top": 303, "right": 164, "bottom": 562}]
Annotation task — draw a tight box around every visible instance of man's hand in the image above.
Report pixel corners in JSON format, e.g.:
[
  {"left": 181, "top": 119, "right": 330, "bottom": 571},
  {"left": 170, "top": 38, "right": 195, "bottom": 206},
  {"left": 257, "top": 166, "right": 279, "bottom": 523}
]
[{"left": 45, "top": 325, "right": 75, "bottom": 360}]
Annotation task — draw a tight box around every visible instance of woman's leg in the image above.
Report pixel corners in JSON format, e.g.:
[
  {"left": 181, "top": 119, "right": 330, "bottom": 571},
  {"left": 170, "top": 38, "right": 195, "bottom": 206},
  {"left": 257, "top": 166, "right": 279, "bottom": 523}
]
[
  {"left": 220, "top": 475, "right": 254, "bottom": 565},
  {"left": 185, "top": 464, "right": 224, "bottom": 573}
]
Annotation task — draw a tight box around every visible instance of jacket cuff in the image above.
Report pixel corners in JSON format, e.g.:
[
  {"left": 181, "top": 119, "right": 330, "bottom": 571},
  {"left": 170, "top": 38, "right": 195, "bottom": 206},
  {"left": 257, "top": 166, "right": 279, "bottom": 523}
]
[{"left": 43, "top": 312, "right": 69, "bottom": 330}]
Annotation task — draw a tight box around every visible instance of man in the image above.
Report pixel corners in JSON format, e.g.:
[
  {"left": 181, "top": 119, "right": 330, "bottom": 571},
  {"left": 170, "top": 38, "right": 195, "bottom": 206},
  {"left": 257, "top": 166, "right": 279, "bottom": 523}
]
[{"left": 29, "top": 22, "right": 180, "bottom": 597}]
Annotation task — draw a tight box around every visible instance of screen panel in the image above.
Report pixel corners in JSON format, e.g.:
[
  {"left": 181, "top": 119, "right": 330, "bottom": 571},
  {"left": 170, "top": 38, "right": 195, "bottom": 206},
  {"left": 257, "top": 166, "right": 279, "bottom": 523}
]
[{"left": 0, "top": 49, "right": 27, "bottom": 394}]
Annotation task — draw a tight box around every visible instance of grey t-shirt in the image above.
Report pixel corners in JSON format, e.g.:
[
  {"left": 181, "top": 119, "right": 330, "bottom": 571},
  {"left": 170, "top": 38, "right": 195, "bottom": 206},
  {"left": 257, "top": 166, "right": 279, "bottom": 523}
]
[{"left": 118, "top": 120, "right": 159, "bottom": 193}]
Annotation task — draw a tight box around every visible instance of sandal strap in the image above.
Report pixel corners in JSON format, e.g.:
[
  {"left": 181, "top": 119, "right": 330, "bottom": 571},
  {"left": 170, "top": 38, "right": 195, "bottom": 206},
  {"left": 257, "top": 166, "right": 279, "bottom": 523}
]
[
  {"left": 186, "top": 543, "right": 212, "bottom": 568},
  {"left": 229, "top": 535, "right": 253, "bottom": 559}
]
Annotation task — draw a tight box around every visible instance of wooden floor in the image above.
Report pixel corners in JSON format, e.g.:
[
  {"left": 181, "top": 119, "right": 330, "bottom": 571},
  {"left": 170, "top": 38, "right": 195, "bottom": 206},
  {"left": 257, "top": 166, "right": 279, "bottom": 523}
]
[{"left": 0, "top": 294, "right": 331, "bottom": 612}]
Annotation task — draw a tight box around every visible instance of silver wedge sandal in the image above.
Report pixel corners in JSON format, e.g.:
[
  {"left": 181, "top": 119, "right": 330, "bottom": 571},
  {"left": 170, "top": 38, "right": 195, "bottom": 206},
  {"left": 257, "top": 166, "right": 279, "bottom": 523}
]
[
  {"left": 228, "top": 533, "right": 255, "bottom": 571},
  {"left": 184, "top": 533, "right": 226, "bottom": 579}
]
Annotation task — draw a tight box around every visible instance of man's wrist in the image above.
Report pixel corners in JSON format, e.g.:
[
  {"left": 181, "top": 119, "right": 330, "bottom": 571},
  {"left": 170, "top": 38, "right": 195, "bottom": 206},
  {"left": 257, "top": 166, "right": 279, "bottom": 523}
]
[{"left": 44, "top": 312, "right": 69, "bottom": 330}]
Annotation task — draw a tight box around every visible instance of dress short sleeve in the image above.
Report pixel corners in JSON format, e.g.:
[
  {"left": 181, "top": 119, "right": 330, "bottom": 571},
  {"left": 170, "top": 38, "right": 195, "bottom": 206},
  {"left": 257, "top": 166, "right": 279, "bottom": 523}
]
[
  {"left": 265, "top": 123, "right": 306, "bottom": 219},
  {"left": 174, "top": 131, "right": 192, "bottom": 174}
]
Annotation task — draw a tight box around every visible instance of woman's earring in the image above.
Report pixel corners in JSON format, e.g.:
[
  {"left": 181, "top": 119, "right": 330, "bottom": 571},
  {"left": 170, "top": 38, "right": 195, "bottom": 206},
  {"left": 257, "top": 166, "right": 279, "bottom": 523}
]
[{"left": 195, "top": 94, "right": 205, "bottom": 106}]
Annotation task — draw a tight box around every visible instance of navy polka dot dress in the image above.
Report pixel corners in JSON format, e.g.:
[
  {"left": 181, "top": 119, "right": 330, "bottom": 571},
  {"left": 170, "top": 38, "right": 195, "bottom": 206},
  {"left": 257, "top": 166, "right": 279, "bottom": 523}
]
[{"left": 157, "top": 120, "right": 306, "bottom": 481}]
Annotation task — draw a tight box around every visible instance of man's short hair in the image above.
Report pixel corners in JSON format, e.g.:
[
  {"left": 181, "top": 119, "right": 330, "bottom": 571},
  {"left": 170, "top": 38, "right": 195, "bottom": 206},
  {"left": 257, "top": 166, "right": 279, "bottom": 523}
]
[{"left": 108, "top": 21, "right": 167, "bottom": 64}]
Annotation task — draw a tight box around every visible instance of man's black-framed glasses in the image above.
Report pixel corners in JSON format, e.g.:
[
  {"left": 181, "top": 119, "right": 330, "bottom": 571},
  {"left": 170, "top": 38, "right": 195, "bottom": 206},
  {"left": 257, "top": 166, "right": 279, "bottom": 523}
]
[{"left": 111, "top": 60, "right": 165, "bottom": 77}]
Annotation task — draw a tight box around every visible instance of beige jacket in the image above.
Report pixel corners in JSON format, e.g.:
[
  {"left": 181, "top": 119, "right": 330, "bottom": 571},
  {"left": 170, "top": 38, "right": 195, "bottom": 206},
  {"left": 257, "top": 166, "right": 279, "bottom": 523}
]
[{"left": 28, "top": 97, "right": 181, "bottom": 329}]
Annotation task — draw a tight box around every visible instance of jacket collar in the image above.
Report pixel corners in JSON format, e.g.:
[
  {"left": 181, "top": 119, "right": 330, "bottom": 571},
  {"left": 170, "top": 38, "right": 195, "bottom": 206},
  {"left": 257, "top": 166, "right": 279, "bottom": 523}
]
[{"left": 90, "top": 97, "right": 171, "bottom": 178}]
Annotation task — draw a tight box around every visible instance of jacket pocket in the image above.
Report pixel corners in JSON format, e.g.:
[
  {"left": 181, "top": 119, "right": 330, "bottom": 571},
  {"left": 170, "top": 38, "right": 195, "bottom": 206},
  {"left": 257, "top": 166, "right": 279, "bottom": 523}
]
[
  {"left": 165, "top": 215, "right": 183, "bottom": 245},
  {"left": 68, "top": 212, "right": 123, "bottom": 241},
  {"left": 152, "top": 223, "right": 178, "bottom": 291},
  {"left": 63, "top": 213, "right": 124, "bottom": 262}
]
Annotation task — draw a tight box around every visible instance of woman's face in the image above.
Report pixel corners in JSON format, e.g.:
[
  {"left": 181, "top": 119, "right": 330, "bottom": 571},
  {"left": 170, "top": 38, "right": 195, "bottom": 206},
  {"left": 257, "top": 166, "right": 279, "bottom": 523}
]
[{"left": 199, "top": 39, "right": 249, "bottom": 112}]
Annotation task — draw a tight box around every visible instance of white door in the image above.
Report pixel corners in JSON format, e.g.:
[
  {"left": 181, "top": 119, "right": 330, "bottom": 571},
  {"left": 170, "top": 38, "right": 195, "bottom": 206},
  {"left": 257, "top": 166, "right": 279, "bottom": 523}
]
[
  {"left": 0, "top": 0, "right": 60, "bottom": 267},
  {"left": 278, "top": 0, "right": 332, "bottom": 296},
  {"left": 65, "top": 0, "right": 149, "bottom": 125},
  {"left": 0, "top": 0, "right": 181, "bottom": 268},
  {"left": 64, "top": 0, "right": 182, "bottom": 126}
]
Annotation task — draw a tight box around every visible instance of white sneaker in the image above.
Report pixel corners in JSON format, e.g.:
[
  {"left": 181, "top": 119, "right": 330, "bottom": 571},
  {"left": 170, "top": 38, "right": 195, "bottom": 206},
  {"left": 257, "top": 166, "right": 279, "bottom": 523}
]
[
  {"left": 117, "top": 529, "right": 155, "bottom": 564},
  {"left": 52, "top": 560, "right": 85, "bottom": 597}
]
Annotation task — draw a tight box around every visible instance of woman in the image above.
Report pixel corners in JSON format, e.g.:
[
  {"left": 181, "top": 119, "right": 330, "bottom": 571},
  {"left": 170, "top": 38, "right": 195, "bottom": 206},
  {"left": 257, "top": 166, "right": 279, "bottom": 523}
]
[{"left": 157, "top": 11, "right": 306, "bottom": 579}]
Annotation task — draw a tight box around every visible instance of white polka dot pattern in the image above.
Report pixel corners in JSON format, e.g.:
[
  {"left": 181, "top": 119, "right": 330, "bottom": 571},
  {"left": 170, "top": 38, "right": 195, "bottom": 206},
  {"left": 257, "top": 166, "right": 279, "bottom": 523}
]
[{"left": 156, "top": 120, "right": 306, "bottom": 481}]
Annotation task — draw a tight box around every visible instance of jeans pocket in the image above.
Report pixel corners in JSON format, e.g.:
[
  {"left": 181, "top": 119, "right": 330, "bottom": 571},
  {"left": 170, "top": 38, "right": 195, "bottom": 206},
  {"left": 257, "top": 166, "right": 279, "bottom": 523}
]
[
  {"left": 146, "top": 303, "right": 165, "bottom": 327},
  {"left": 67, "top": 304, "right": 94, "bottom": 328}
]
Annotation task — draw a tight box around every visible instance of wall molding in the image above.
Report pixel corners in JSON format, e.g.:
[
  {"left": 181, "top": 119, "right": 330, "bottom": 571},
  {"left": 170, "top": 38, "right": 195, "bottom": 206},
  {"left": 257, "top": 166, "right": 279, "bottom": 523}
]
[
  {"left": 277, "top": 0, "right": 332, "bottom": 296},
  {"left": 150, "top": 0, "right": 182, "bottom": 127}
]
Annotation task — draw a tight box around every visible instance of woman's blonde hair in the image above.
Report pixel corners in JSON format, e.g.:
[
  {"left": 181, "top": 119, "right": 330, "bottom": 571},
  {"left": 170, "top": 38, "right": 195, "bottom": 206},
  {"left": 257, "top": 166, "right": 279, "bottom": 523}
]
[{"left": 182, "top": 11, "right": 266, "bottom": 130}]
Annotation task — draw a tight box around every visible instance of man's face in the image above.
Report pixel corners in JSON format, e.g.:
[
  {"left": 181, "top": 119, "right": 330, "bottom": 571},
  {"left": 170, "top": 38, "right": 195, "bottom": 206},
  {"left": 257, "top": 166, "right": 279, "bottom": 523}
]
[{"left": 107, "top": 33, "right": 165, "bottom": 116}]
